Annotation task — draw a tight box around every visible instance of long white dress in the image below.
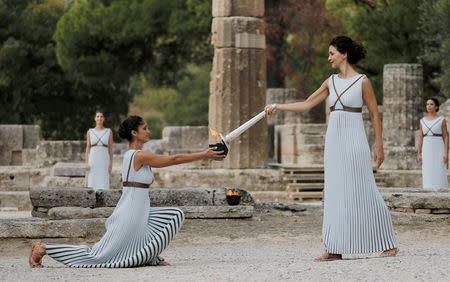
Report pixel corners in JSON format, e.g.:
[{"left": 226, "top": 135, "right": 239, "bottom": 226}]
[
  {"left": 323, "top": 74, "right": 398, "bottom": 254},
  {"left": 46, "top": 150, "right": 185, "bottom": 267},
  {"left": 87, "top": 128, "right": 110, "bottom": 190},
  {"left": 421, "top": 116, "right": 448, "bottom": 190}
]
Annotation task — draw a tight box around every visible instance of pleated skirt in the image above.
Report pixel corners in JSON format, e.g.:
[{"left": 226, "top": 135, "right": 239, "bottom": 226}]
[
  {"left": 88, "top": 146, "right": 110, "bottom": 191},
  {"left": 46, "top": 187, "right": 184, "bottom": 267},
  {"left": 323, "top": 111, "right": 398, "bottom": 254},
  {"left": 422, "top": 137, "right": 448, "bottom": 190}
]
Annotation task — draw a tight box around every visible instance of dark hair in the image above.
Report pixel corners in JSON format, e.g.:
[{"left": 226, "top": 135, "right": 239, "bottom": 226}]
[
  {"left": 118, "top": 115, "right": 144, "bottom": 141},
  {"left": 95, "top": 109, "right": 104, "bottom": 115},
  {"left": 428, "top": 98, "right": 440, "bottom": 112},
  {"left": 329, "top": 36, "right": 367, "bottom": 65}
]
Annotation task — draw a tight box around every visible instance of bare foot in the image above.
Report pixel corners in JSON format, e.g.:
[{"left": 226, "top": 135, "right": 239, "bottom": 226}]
[
  {"left": 314, "top": 251, "right": 342, "bottom": 261},
  {"left": 380, "top": 248, "right": 398, "bottom": 257},
  {"left": 29, "top": 242, "right": 46, "bottom": 268},
  {"left": 158, "top": 260, "right": 171, "bottom": 266}
]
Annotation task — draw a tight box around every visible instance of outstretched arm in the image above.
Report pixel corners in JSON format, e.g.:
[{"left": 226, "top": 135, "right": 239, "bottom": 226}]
[
  {"left": 265, "top": 79, "right": 329, "bottom": 114},
  {"left": 362, "top": 77, "right": 384, "bottom": 168},
  {"left": 134, "top": 148, "right": 225, "bottom": 170}
]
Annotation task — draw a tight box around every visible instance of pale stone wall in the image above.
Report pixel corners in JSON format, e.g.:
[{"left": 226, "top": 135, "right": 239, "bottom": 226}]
[
  {"left": 382, "top": 64, "right": 423, "bottom": 170},
  {"left": 0, "top": 125, "right": 40, "bottom": 165},
  {"left": 209, "top": 0, "right": 267, "bottom": 169}
]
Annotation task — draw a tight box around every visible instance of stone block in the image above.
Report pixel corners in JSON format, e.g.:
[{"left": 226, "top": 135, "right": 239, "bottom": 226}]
[
  {"left": 180, "top": 205, "right": 253, "bottom": 218},
  {"left": 381, "top": 191, "right": 450, "bottom": 210},
  {"left": 96, "top": 189, "right": 122, "bottom": 207},
  {"left": 431, "top": 208, "right": 450, "bottom": 214},
  {"left": 212, "top": 0, "right": 264, "bottom": 17},
  {"left": 415, "top": 209, "right": 431, "bottom": 214},
  {"left": 0, "top": 191, "right": 32, "bottom": 210},
  {"left": 30, "top": 187, "right": 96, "bottom": 208},
  {"left": 36, "top": 141, "right": 86, "bottom": 168},
  {"left": 0, "top": 125, "right": 23, "bottom": 165},
  {"left": 0, "top": 218, "right": 105, "bottom": 238},
  {"left": 212, "top": 17, "right": 265, "bottom": 49},
  {"left": 51, "top": 162, "right": 86, "bottom": 177},
  {"left": 47, "top": 206, "right": 115, "bottom": 219},
  {"left": 150, "top": 188, "right": 214, "bottom": 206},
  {"left": 22, "top": 149, "right": 37, "bottom": 166},
  {"left": 22, "top": 125, "right": 40, "bottom": 149},
  {"left": 393, "top": 207, "right": 415, "bottom": 213},
  {"left": 209, "top": 47, "right": 267, "bottom": 168}
]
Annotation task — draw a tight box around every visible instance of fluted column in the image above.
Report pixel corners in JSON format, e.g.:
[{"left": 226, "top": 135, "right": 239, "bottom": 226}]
[
  {"left": 382, "top": 64, "right": 423, "bottom": 170},
  {"left": 209, "top": 0, "right": 267, "bottom": 168}
]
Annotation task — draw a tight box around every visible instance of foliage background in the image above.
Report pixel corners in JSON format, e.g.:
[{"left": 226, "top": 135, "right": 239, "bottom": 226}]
[{"left": 0, "top": 0, "right": 448, "bottom": 140}]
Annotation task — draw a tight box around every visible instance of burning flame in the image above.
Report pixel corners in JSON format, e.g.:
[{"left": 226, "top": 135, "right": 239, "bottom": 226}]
[
  {"left": 209, "top": 127, "right": 220, "bottom": 138},
  {"left": 226, "top": 190, "right": 239, "bottom": 196}
]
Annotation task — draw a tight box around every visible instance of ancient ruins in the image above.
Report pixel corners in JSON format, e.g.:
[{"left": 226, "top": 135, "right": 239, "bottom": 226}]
[{"left": 0, "top": 0, "right": 449, "bottom": 229}]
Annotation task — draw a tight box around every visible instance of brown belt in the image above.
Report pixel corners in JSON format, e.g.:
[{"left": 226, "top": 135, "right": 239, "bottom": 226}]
[
  {"left": 122, "top": 181, "right": 150, "bottom": 188},
  {"left": 91, "top": 144, "right": 108, "bottom": 148},
  {"left": 424, "top": 134, "right": 443, "bottom": 137},
  {"left": 330, "top": 106, "right": 362, "bottom": 112}
]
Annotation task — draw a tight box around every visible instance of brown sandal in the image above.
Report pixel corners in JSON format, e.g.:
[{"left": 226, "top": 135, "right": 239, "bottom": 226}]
[
  {"left": 380, "top": 248, "right": 398, "bottom": 257},
  {"left": 29, "top": 242, "right": 46, "bottom": 268},
  {"left": 314, "top": 252, "right": 342, "bottom": 261}
]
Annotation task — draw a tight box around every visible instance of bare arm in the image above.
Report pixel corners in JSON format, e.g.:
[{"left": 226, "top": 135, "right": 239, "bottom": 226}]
[
  {"left": 85, "top": 130, "right": 91, "bottom": 171},
  {"left": 443, "top": 119, "right": 449, "bottom": 163},
  {"left": 134, "top": 148, "right": 225, "bottom": 170},
  {"left": 265, "top": 79, "right": 329, "bottom": 114},
  {"left": 108, "top": 129, "right": 113, "bottom": 173},
  {"left": 362, "top": 77, "right": 384, "bottom": 168},
  {"left": 417, "top": 123, "right": 423, "bottom": 164}
]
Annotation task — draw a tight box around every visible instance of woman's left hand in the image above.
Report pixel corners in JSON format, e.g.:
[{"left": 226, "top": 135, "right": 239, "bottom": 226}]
[
  {"left": 444, "top": 153, "right": 448, "bottom": 164},
  {"left": 374, "top": 145, "right": 385, "bottom": 168},
  {"left": 108, "top": 163, "right": 112, "bottom": 173}
]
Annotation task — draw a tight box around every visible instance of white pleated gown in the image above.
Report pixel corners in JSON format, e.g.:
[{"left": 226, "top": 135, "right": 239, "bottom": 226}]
[
  {"left": 87, "top": 128, "right": 111, "bottom": 190},
  {"left": 46, "top": 150, "right": 185, "bottom": 267},
  {"left": 421, "top": 116, "right": 448, "bottom": 190},
  {"left": 323, "top": 74, "right": 398, "bottom": 254}
]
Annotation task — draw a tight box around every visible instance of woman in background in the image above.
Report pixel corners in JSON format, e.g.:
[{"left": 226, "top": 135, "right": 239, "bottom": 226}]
[
  {"left": 85, "top": 110, "right": 113, "bottom": 190},
  {"left": 417, "top": 98, "right": 448, "bottom": 190}
]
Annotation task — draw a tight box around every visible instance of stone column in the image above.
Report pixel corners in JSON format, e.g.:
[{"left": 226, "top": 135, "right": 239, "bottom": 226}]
[
  {"left": 209, "top": 0, "right": 267, "bottom": 168},
  {"left": 382, "top": 64, "right": 423, "bottom": 170}
]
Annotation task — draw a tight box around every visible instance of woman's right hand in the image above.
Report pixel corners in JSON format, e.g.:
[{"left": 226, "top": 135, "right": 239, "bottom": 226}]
[
  {"left": 85, "top": 163, "right": 90, "bottom": 171},
  {"left": 203, "top": 147, "right": 226, "bottom": 161},
  {"left": 417, "top": 153, "right": 422, "bottom": 164},
  {"left": 264, "top": 104, "right": 278, "bottom": 116}
]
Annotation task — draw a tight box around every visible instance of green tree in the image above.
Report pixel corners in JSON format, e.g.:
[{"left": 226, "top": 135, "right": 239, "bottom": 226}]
[
  {"left": 420, "top": 0, "right": 450, "bottom": 102},
  {"left": 327, "top": 0, "right": 431, "bottom": 103}
]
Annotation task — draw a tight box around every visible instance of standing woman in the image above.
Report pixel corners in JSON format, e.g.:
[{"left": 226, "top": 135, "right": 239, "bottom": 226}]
[
  {"left": 29, "top": 115, "right": 225, "bottom": 268},
  {"left": 85, "top": 110, "right": 113, "bottom": 190},
  {"left": 265, "top": 36, "right": 398, "bottom": 260},
  {"left": 417, "top": 98, "right": 448, "bottom": 190}
]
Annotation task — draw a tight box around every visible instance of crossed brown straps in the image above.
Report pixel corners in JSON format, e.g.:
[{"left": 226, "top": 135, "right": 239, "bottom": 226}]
[
  {"left": 122, "top": 150, "right": 150, "bottom": 188},
  {"left": 422, "top": 117, "right": 443, "bottom": 137},
  {"left": 330, "top": 75, "right": 364, "bottom": 112},
  {"left": 90, "top": 129, "right": 109, "bottom": 147}
]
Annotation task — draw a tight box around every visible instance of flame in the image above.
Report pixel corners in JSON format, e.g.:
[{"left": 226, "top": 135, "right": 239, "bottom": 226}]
[
  {"left": 227, "top": 190, "right": 239, "bottom": 196},
  {"left": 209, "top": 127, "right": 220, "bottom": 138}
]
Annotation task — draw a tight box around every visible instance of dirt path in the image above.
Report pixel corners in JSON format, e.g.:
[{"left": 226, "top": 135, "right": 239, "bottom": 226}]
[{"left": 1, "top": 214, "right": 449, "bottom": 281}]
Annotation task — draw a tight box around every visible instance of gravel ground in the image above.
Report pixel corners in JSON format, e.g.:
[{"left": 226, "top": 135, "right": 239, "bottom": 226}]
[{"left": 0, "top": 214, "right": 449, "bottom": 282}]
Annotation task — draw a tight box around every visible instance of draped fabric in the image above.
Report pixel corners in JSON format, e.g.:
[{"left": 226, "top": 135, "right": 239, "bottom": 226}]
[
  {"left": 47, "top": 150, "right": 184, "bottom": 267},
  {"left": 323, "top": 75, "right": 398, "bottom": 254},
  {"left": 421, "top": 116, "right": 448, "bottom": 190}
]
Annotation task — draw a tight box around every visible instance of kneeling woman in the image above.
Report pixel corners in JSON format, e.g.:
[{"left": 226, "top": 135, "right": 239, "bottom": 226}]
[{"left": 29, "top": 115, "right": 225, "bottom": 268}]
